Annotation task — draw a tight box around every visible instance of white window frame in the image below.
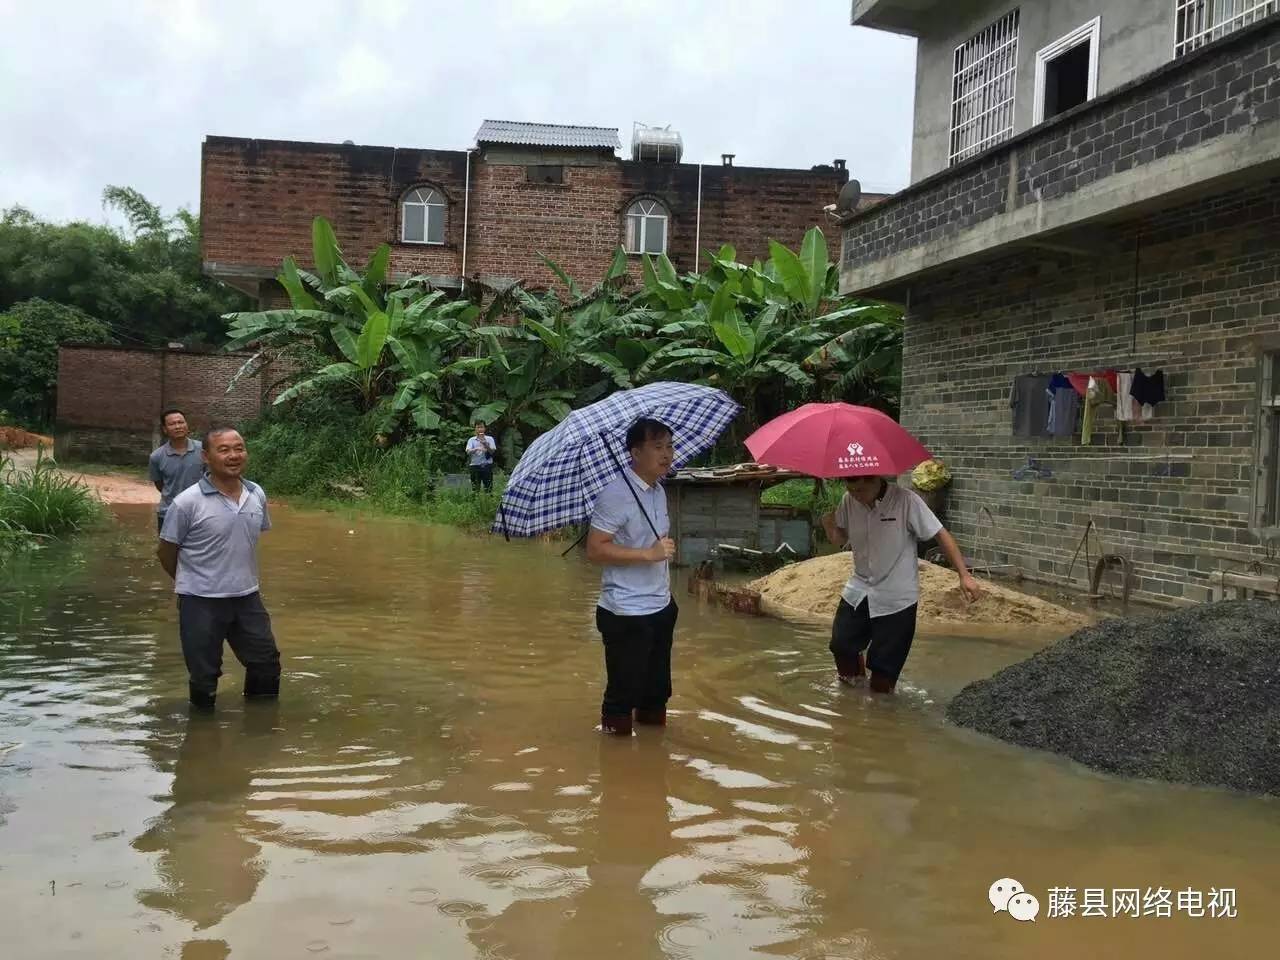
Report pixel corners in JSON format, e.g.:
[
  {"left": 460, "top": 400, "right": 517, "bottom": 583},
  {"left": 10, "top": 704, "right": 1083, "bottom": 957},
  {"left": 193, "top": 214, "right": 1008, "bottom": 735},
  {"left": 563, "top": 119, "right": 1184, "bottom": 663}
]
[
  {"left": 401, "top": 187, "right": 446, "bottom": 245},
  {"left": 1175, "top": 0, "right": 1278, "bottom": 59},
  {"left": 1033, "top": 17, "right": 1101, "bottom": 124},
  {"left": 1254, "top": 351, "right": 1280, "bottom": 530},
  {"left": 949, "top": 9, "right": 1020, "bottom": 166},
  {"left": 625, "top": 198, "right": 668, "bottom": 255}
]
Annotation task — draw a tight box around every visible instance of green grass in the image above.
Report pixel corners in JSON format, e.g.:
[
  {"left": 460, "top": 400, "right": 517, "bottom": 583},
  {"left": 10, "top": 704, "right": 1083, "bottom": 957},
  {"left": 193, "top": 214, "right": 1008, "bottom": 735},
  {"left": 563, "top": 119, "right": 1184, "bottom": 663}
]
[
  {"left": 0, "top": 451, "right": 105, "bottom": 560},
  {"left": 760, "top": 478, "right": 844, "bottom": 516}
]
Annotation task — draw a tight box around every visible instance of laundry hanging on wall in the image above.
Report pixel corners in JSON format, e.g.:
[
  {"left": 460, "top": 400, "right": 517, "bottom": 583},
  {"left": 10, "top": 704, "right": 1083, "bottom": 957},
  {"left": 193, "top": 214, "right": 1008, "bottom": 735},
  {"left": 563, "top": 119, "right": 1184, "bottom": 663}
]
[
  {"left": 1009, "top": 367, "right": 1167, "bottom": 442},
  {"left": 1010, "top": 373, "right": 1053, "bottom": 438}
]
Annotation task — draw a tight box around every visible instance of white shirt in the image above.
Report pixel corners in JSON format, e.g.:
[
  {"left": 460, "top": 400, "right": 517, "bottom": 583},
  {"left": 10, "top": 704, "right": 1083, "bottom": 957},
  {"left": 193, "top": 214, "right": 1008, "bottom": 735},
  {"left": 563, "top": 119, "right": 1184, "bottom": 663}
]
[
  {"left": 590, "top": 468, "right": 671, "bottom": 616},
  {"left": 466, "top": 435, "right": 497, "bottom": 466},
  {"left": 836, "top": 483, "right": 942, "bottom": 617}
]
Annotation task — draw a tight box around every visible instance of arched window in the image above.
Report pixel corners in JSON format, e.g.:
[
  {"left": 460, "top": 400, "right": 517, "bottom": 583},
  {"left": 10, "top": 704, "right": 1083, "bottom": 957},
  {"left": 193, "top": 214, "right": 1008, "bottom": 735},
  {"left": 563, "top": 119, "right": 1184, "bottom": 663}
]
[
  {"left": 625, "top": 198, "right": 668, "bottom": 255},
  {"left": 402, "top": 187, "right": 446, "bottom": 245}
]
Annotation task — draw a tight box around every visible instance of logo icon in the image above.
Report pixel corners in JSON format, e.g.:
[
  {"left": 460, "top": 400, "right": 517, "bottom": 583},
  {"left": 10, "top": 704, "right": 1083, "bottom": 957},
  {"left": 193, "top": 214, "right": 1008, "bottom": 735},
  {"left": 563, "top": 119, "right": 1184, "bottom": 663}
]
[
  {"left": 847, "top": 442, "right": 864, "bottom": 457},
  {"left": 990, "top": 878, "right": 1039, "bottom": 923}
]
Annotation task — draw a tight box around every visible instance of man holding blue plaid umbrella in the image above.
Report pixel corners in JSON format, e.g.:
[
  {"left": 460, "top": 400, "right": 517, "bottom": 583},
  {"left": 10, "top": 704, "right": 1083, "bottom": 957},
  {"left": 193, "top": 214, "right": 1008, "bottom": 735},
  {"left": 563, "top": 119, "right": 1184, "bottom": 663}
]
[
  {"left": 492, "top": 382, "right": 740, "bottom": 734},
  {"left": 585, "top": 418, "right": 678, "bottom": 737}
]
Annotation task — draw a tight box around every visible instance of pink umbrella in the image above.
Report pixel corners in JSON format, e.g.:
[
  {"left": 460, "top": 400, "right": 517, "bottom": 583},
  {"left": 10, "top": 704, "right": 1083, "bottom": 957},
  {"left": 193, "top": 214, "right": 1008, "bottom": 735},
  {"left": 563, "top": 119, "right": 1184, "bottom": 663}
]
[{"left": 745, "top": 403, "right": 932, "bottom": 478}]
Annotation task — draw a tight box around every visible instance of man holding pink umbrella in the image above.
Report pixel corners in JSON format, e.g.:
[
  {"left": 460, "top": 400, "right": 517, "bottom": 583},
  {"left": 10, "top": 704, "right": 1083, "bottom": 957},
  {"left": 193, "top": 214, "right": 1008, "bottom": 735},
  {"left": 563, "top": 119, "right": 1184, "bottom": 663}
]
[{"left": 747, "top": 403, "right": 981, "bottom": 693}]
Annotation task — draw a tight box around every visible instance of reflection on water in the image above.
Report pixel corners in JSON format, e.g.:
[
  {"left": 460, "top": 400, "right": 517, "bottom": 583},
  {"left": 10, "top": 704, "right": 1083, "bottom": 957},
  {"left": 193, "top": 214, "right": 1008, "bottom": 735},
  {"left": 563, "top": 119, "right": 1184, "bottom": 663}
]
[{"left": 1, "top": 504, "right": 1277, "bottom": 959}]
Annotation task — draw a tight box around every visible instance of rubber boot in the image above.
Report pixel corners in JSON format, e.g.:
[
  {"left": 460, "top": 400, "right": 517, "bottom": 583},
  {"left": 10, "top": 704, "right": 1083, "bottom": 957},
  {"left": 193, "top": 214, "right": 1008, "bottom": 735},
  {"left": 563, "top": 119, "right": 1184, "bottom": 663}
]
[
  {"left": 601, "top": 713, "right": 633, "bottom": 736},
  {"left": 189, "top": 684, "right": 216, "bottom": 712},
  {"left": 634, "top": 707, "right": 666, "bottom": 726},
  {"left": 243, "top": 671, "right": 280, "bottom": 700}
]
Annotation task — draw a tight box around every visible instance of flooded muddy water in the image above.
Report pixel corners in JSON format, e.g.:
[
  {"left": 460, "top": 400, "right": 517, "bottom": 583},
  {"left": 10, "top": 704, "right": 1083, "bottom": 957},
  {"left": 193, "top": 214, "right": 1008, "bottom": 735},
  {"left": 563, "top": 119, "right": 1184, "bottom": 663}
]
[{"left": 1, "top": 505, "right": 1276, "bottom": 958}]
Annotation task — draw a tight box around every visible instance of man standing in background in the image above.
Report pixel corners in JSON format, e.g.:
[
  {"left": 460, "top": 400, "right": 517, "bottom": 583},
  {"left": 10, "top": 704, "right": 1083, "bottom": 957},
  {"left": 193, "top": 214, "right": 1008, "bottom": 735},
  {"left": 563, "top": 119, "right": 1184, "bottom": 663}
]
[
  {"left": 466, "top": 420, "right": 498, "bottom": 492},
  {"left": 149, "top": 409, "right": 204, "bottom": 535}
]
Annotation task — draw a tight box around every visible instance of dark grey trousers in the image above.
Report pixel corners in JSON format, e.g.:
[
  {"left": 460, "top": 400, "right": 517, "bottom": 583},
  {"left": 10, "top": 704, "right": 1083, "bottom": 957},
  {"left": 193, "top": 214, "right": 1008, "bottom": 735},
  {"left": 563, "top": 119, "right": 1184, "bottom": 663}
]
[{"left": 178, "top": 592, "right": 280, "bottom": 695}]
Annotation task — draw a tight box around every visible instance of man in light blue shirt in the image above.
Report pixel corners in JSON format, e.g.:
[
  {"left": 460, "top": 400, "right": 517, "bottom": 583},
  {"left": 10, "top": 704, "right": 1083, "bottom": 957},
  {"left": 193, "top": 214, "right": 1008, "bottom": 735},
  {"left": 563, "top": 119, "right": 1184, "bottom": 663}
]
[
  {"left": 465, "top": 420, "right": 498, "bottom": 492},
  {"left": 586, "top": 418, "right": 677, "bottom": 736},
  {"left": 157, "top": 425, "right": 279, "bottom": 712},
  {"left": 148, "top": 408, "right": 204, "bottom": 534}
]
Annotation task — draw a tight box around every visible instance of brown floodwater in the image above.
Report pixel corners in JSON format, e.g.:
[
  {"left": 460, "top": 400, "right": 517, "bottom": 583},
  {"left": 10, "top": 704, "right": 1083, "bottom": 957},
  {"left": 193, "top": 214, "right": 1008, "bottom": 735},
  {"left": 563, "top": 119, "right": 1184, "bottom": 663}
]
[{"left": 1, "top": 504, "right": 1277, "bottom": 959}]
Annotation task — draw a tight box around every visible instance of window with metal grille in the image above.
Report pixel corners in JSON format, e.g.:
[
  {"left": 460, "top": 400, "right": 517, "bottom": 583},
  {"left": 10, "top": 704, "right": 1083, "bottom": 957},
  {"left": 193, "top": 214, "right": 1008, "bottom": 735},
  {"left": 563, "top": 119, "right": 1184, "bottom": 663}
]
[
  {"left": 1176, "top": 0, "right": 1277, "bottom": 57},
  {"left": 625, "top": 198, "right": 668, "bottom": 255},
  {"left": 1255, "top": 352, "right": 1280, "bottom": 528},
  {"left": 401, "top": 187, "right": 445, "bottom": 245},
  {"left": 949, "top": 9, "right": 1020, "bottom": 166}
]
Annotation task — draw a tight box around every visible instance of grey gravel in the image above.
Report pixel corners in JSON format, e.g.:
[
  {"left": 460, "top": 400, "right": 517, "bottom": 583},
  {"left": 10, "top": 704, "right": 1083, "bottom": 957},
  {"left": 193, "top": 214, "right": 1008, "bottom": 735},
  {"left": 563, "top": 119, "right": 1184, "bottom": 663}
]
[{"left": 947, "top": 600, "right": 1280, "bottom": 796}]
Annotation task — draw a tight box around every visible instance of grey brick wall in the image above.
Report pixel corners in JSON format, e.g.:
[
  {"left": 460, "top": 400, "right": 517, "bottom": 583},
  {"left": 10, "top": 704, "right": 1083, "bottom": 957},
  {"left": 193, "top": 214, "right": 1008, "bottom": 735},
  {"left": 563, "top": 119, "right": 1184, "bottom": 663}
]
[
  {"left": 903, "top": 176, "right": 1280, "bottom": 605},
  {"left": 843, "top": 15, "right": 1280, "bottom": 270}
]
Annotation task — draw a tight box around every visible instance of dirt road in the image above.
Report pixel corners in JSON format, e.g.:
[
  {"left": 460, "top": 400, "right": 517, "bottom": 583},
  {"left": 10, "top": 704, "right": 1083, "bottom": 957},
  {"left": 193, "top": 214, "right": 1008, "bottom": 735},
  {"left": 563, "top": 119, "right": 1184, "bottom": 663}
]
[{"left": 5, "top": 446, "right": 158, "bottom": 505}]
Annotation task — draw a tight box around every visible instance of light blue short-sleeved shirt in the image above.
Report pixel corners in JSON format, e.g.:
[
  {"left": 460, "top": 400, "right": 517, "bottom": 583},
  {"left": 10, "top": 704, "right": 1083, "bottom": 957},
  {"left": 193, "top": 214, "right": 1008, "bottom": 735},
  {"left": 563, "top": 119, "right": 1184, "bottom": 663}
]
[
  {"left": 590, "top": 468, "right": 671, "bottom": 616},
  {"left": 148, "top": 439, "right": 204, "bottom": 516},
  {"left": 466, "top": 435, "right": 496, "bottom": 466},
  {"left": 160, "top": 476, "right": 271, "bottom": 598}
]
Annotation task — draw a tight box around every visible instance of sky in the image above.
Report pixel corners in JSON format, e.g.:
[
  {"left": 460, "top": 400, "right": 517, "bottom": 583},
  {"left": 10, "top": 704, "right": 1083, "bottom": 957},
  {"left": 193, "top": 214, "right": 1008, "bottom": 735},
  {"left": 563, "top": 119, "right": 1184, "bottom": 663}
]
[{"left": 0, "top": 0, "right": 917, "bottom": 226}]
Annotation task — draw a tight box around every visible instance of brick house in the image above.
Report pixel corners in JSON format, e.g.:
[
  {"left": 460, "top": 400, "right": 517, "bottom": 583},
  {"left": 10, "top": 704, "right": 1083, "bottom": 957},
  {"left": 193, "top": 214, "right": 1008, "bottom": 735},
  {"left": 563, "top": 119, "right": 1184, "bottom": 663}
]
[
  {"left": 843, "top": 2, "right": 1280, "bottom": 604},
  {"left": 201, "top": 120, "right": 873, "bottom": 304}
]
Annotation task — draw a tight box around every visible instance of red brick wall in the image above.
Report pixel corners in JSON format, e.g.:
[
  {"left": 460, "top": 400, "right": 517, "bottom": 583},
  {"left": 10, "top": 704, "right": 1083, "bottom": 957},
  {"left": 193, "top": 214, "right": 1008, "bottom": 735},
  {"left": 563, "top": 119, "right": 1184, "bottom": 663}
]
[
  {"left": 201, "top": 136, "right": 850, "bottom": 295},
  {"left": 201, "top": 137, "right": 468, "bottom": 279},
  {"left": 55, "top": 346, "right": 286, "bottom": 461}
]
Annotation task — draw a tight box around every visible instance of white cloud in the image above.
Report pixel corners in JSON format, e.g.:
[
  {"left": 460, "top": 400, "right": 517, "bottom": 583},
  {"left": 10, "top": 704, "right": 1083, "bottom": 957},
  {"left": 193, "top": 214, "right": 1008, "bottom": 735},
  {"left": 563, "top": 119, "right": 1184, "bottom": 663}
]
[{"left": 0, "top": 0, "right": 916, "bottom": 222}]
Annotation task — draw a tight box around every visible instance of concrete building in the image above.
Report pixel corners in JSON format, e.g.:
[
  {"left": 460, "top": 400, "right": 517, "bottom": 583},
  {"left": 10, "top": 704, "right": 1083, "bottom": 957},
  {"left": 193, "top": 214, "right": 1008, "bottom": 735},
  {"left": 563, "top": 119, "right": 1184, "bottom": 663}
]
[
  {"left": 201, "top": 120, "right": 876, "bottom": 305},
  {"left": 843, "top": 2, "right": 1280, "bottom": 603}
]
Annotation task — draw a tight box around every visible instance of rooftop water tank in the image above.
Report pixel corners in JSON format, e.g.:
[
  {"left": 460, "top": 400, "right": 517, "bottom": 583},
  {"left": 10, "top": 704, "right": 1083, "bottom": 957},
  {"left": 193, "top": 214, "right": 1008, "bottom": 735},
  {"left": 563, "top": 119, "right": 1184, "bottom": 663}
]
[{"left": 631, "top": 123, "right": 683, "bottom": 163}]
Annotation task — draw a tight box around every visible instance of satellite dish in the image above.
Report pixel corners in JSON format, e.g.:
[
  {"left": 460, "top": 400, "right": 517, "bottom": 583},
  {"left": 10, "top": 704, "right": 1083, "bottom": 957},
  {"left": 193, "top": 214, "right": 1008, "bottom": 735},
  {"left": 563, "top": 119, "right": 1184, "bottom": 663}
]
[{"left": 835, "top": 179, "right": 862, "bottom": 215}]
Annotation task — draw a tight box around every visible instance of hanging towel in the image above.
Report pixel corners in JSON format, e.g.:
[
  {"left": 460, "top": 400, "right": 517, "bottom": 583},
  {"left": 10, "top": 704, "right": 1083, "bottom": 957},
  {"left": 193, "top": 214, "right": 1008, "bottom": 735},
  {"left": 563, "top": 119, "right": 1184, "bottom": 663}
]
[
  {"left": 1081, "top": 376, "right": 1116, "bottom": 444},
  {"left": 1115, "top": 371, "right": 1140, "bottom": 421}
]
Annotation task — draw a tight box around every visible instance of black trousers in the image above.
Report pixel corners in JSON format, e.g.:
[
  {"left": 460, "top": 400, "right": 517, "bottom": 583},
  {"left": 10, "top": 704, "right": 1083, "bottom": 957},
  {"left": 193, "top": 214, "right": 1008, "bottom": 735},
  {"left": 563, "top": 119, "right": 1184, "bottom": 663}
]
[
  {"left": 178, "top": 592, "right": 281, "bottom": 695},
  {"left": 830, "top": 598, "right": 918, "bottom": 682},
  {"left": 470, "top": 464, "right": 494, "bottom": 492},
  {"left": 595, "top": 601, "right": 678, "bottom": 717}
]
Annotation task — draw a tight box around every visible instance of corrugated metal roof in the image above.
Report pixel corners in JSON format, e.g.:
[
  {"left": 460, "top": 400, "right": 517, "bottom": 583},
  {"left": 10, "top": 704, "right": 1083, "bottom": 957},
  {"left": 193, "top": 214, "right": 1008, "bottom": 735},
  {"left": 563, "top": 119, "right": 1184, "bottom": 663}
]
[{"left": 474, "top": 119, "right": 621, "bottom": 150}]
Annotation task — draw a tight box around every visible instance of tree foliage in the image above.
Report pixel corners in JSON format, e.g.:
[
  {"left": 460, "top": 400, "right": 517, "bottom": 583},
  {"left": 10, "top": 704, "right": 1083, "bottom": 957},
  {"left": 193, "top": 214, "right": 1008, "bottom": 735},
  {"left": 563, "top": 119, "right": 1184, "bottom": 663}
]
[
  {"left": 225, "top": 218, "right": 904, "bottom": 464},
  {"left": 0, "top": 188, "right": 248, "bottom": 349},
  {"left": 0, "top": 298, "right": 116, "bottom": 426}
]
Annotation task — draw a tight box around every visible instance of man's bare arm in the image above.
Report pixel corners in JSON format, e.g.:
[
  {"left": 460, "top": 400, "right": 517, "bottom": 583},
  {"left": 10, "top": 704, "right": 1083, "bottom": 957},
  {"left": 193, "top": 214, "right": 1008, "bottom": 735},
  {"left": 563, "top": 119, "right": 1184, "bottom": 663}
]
[
  {"left": 585, "top": 528, "right": 673, "bottom": 565},
  {"left": 934, "top": 528, "right": 982, "bottom": 601},
  {"left": 157, "top": 540, "right": 179, "bottom": 580},
  {"left": 819, "top": 511, "right": 847, "bottom": 547}
]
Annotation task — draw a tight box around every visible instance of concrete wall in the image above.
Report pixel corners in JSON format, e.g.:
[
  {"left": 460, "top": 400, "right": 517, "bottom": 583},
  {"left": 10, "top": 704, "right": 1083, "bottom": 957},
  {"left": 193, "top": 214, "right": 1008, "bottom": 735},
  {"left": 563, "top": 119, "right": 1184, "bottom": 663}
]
[
  {"left": 910, "top": 0, "right": 1175, "bottom": 181},
  {"left": 201, "top": 136, "right": 853, "bottom": 298},
  {"left": 900, "top": 174, "right": 1280, "bottom": 606},
  {"left": 843, "top": 16, "right": 1280, "bottom": 295},
  {"left": 55, "top": 346, "right": 285, "bottom": 463}
]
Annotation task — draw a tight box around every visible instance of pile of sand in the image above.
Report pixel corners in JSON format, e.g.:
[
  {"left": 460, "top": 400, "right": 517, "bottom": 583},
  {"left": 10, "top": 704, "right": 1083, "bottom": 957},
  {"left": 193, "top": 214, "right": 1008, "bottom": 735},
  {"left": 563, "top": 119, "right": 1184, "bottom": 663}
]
[
  {"left": 750, "top": 551, "right": 1090, "bottom": 628},
  {"left": 948, "top": 600, "right": 1280, "bottom": 795},
  {"left": 0, "top": 426, "right": 53, "bottom": 450}
]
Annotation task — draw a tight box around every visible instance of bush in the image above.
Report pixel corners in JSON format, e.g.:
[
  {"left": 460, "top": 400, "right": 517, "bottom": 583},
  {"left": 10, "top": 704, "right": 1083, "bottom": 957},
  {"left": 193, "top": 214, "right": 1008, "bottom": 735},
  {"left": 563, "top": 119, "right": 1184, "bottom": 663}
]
[
  {"left": 761, "top": 477, "right": 843, "bottom": 516},
  {"left": 0, "top": 298, "right": 115, "bottom": 428},
  {"left": 241, "top": 403, "right": 505, "bottom": 530},
  {"left": 0, "top": 451, "right": 104, "bottom": 551}
]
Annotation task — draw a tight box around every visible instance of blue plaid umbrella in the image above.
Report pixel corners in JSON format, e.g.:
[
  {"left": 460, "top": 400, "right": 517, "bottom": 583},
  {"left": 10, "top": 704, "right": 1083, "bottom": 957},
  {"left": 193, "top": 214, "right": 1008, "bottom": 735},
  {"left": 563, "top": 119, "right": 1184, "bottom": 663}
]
[{"left": 493, "top": 382, "right": 740, "bottom": 538}]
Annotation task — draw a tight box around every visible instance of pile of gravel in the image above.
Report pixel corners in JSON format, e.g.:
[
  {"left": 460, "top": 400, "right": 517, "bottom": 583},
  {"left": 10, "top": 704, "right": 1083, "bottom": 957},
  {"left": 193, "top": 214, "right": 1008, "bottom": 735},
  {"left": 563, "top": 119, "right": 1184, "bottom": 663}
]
[{"left": 947, "top": 600, "right": 1280, "bottom": 796}]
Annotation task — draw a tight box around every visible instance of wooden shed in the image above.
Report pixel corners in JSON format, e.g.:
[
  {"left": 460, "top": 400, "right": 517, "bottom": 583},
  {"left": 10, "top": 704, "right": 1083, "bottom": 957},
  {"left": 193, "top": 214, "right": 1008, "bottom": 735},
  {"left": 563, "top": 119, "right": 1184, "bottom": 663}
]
[{"left": 665, "top": 464, "right": 813, "bottom": 566}]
